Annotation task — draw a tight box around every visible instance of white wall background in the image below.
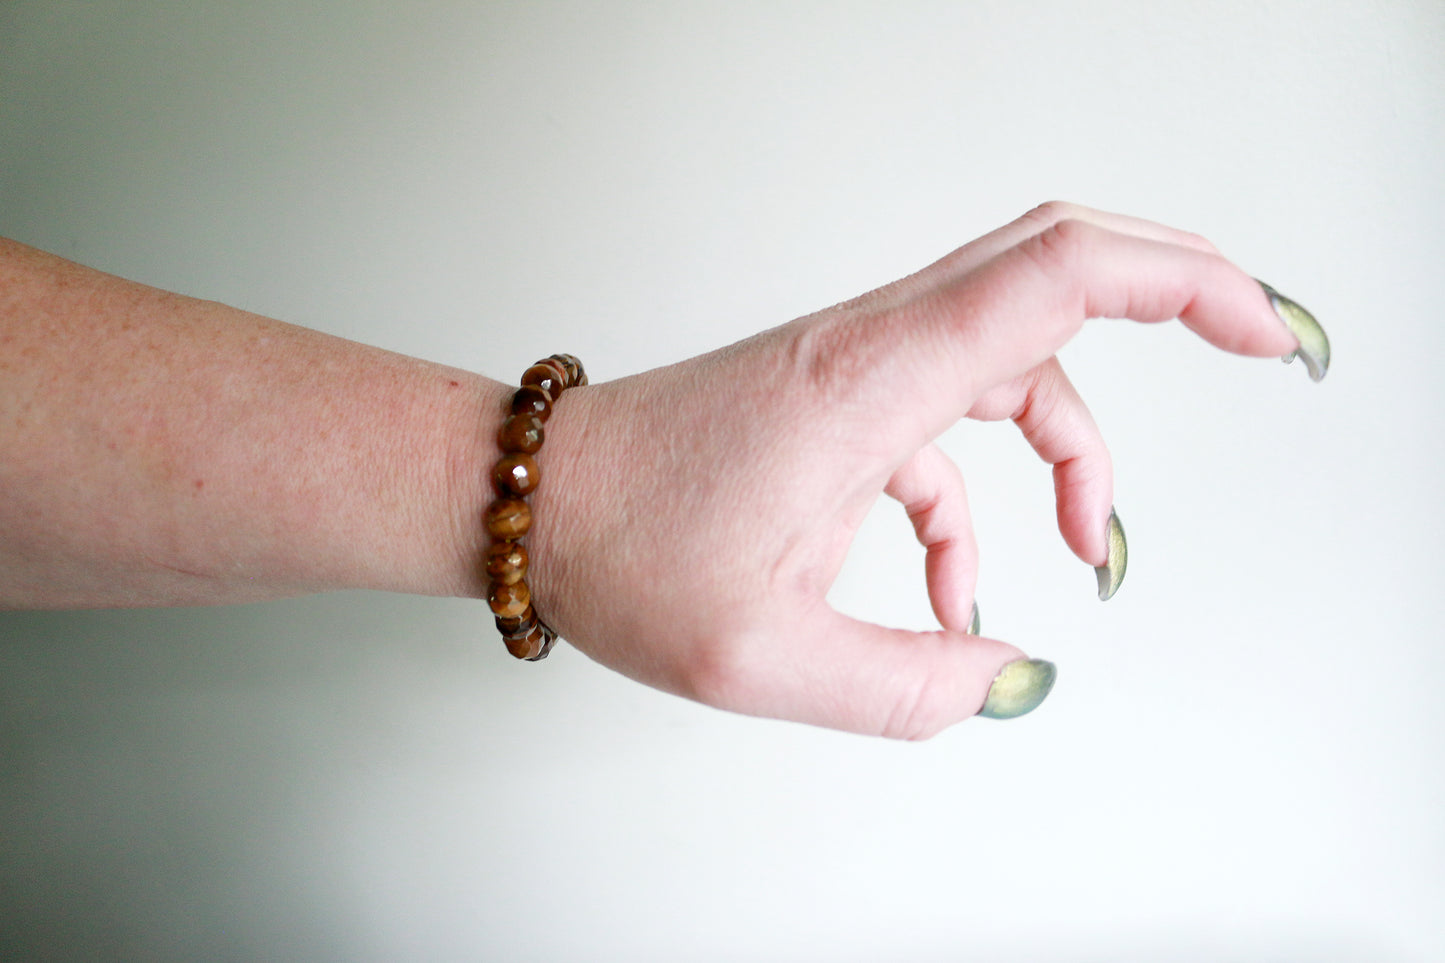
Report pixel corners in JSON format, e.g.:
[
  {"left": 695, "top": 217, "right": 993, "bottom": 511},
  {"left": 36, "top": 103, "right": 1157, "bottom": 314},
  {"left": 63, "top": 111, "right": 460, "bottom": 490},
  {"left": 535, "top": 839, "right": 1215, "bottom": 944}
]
[{"left": 2, "top": 2, "right": 1442, "bottom": 960}]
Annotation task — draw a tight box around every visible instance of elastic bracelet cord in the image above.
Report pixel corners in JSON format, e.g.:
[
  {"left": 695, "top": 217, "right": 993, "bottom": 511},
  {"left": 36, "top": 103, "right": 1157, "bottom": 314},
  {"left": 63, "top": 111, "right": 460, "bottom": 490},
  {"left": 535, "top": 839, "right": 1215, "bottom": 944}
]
[{"left": 485, "top": 353, "right": 586, "bottom": 661}]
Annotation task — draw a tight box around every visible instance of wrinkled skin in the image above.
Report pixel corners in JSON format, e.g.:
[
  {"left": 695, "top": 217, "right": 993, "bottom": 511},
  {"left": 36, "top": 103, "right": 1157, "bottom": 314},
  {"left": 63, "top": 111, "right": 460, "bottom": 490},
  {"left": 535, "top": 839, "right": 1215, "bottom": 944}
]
[
  {"left": 0, "top": 203, "right": 1314, "bottom": 739},
  {"left": 522, "top": 202, "right": 1309, "bottom": 738}
]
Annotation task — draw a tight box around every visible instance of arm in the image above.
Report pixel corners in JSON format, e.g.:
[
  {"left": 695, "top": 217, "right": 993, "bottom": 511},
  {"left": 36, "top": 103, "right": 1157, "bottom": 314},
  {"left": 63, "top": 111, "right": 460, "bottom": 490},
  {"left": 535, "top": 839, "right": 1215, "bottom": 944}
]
[
  {"left": 1, "top": 204, "right": 1326, "bottom": 737},
  {"left": 0, "top": 237, "right": 502, "bottom": 607}
]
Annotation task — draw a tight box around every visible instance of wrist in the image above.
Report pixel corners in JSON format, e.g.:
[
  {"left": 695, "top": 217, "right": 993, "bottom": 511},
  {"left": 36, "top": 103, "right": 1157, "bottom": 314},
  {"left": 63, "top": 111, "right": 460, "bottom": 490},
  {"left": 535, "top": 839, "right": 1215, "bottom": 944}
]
[
  {"left": 437, "top": 374, "right": 513, "bottom": 601},
  {"left": 442, "top": 358, "right": 601, "bottom": 652}
]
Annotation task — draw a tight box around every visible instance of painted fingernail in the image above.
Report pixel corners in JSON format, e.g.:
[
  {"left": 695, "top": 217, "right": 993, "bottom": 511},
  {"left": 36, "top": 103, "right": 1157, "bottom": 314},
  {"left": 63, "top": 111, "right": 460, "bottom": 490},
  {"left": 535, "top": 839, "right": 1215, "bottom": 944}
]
[
  {"left": 966, "top": 601, "right": 981, "bottom": 636},
  {"left": 1095, "top": 508, "right": 1127, "bottom": 602},
  {"left": 978, "top": 659, "right": 1057, "bottom": 719},
  {"left": 1259, "top": 280, "right": 1330, "bottom": 382}
]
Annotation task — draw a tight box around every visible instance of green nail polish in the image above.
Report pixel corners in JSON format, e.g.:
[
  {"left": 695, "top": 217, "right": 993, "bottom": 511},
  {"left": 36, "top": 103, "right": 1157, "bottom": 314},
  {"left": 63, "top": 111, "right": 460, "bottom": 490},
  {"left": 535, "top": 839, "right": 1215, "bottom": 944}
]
[
  {"left": 979, "top": 659, "right": 1057, "bottom": 719},
  {"left": 966, "top": 601, "right": 981, "bottom": 636},
  {"left": 1259, "top": 280, "right": 1330, "bottom": 382},
  {"left": 1095, "top": 508, "right": 1127, "bottom": 602}
]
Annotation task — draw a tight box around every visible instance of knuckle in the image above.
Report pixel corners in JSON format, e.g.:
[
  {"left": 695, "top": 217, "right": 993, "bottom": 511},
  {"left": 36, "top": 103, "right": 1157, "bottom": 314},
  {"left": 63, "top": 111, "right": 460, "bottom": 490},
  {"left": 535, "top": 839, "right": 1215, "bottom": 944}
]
[
  {"left": 785, "top": 312, "right": 887, "bottom": 405},
  {"left": 1018, "top": 218, "right": 1097, "bottom": 281},
  {"left": 1020, "top": 199, "right": 1079, "bottom": 230},
  {"left": 1181, "top": 229, "right": 1222, "bottom": 255}
]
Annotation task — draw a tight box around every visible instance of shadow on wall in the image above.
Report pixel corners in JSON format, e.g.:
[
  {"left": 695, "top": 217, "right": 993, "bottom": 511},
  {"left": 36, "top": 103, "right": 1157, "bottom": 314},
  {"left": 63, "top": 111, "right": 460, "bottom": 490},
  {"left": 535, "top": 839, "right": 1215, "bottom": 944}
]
[{"left": 0, "top": 593, "right": 561, "bottom": 960}]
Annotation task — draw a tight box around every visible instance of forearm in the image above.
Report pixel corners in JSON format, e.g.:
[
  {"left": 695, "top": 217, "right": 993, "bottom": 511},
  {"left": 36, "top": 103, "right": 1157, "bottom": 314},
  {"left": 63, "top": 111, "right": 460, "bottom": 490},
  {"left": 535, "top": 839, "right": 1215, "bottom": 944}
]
[{"left": 0, "top": 238, "right": 502, "bottom": 608}]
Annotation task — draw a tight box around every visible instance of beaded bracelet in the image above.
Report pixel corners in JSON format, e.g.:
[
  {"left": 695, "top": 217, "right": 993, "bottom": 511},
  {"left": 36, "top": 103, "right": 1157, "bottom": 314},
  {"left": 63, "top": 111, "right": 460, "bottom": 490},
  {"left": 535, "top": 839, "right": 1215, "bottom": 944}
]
[{"left": 485, "top": 353, "right": 586, "bottom": 661}]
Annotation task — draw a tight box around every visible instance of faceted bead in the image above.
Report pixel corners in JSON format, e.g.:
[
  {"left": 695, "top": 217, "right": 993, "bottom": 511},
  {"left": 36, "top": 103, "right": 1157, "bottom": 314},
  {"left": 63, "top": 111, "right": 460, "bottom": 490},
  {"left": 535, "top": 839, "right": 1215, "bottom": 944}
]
[
  {"left": 498, "top": 413, "right": 544, "bottom": 454},
  {"left": 504, "top": 624, "right": 547, "bottom": 660},
  {"left": 488, "top": 579, "right": 531, "bottom": 619},
  {"left": 493, "top": 452, "right": 540, "bottom": 496},
  {"left": 505, "top": 623, "right": 556, "bottom": 661},
  {"left": 521, "top": 361, "right": 566, "bottom": 399},
  {"left": 510, "top": 384, "right": 553, "bottom": 422},
  {"left": 531, "top": 627, "right": 558, "bottom": 660},
  {"left": 484, "top": 498, "right": 531, "bottom": 539},
  {"left": 485, "top": 540, "right": 528, "bottom": 585},
  {"left": 495, "top": 605, "right": 536, "bottom": 637},
  {"left": 548, "top": 353, "right": 582, "bottom": 387},
  {"left": 561, "top": 353, "right": 588, "bottom": 387}
]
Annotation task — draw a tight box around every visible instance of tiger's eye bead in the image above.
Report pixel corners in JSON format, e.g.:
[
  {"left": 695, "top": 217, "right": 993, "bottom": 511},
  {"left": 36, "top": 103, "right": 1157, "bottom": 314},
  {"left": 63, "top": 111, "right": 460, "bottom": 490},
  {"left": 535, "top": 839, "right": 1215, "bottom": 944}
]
[
  {"left": 504, "top": 624, "right": 550, "bottom": 661},
  {"left": 493, "top": 452, "right": 540, "bottom": 497},
  {"left": 510, "top": 384, "right": 553, "bottom": 422},
  {"left": 488, "top": 579, "right": 531, "bottom": 619},
  {"left": 488, "top": 353, "right": 581, "bottom": 660},
  {"left": 505, "top": 622, "right": 556, "bottom": 661},
  {"left": 495, "top": 605, "right": 537, "bottom": 637},
  {"left": 485, "top": 540, "right": 528, "bottom": 585},
  {"left": 561, "top": 353, "right": 588, "bottom": 387},
  {"left": 531, "top": 626, "right": 558, "bottom": 660},
  {"left": 548, "top": 353, "right": 582, "bottom": 387},
  {"left": 484, "top": 498, "right": 531, "bottom": 540},
  {"left": 498, "top": 413, "right": 544, "bottom": 454},
  {"left": 521, "top": 362, "right": 566, "bottom": 399}
]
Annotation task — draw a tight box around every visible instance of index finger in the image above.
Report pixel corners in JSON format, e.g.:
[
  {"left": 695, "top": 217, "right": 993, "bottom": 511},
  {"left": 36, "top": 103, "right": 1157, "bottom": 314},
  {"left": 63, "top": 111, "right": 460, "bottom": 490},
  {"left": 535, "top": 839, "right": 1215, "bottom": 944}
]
[{"left": 838, "top": 219, "right": 1326, "bottom": 444}]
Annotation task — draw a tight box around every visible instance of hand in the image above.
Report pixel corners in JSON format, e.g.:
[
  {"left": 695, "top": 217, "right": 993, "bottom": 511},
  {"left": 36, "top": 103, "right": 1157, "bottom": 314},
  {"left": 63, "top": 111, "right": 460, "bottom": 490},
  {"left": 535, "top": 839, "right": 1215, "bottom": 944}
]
[{"left": 527, "top": 202, "right": 1327, "bottom": 738}]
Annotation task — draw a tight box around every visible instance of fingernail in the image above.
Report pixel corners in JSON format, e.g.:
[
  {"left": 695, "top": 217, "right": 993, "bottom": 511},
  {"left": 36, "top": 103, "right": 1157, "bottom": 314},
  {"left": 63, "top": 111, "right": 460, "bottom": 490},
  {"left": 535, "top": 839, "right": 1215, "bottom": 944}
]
[
  {"left": 1259, "top": 280, "right": 1330, "bottom": 382},
  {"left": 978, "top": 659, "right": 1057, "bottom": 719},
  {"left": 966, "top": 601, "right": 981, "bottom": 636},
  {"left": 1095, "top": 508, "right": 1127, "bottom": 601}
]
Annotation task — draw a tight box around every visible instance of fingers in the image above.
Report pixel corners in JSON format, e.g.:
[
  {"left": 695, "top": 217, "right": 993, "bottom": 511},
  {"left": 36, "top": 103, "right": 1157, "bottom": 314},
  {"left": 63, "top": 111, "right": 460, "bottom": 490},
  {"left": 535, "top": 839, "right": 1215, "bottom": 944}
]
[
  {"left": 963, "top": 223, "right": 1294, "bottom": 393},
  {"left": 975, "top": 221, "right": 1297, "bottom": 387},
  {"left": 917, "top": 201, "right": 1223, "bottom": 287},
  {"left": 884, "top": 443, "right": 978, "bottom": 632},
  {"left": 968, "top": 358, "right": 1113, "bottom": 566},
  {"left": 813, "top": 212, "right": 1301, "bottom": 445},
  {"left": 856, "top": 202, "right": 1222, "bottom": 314}
]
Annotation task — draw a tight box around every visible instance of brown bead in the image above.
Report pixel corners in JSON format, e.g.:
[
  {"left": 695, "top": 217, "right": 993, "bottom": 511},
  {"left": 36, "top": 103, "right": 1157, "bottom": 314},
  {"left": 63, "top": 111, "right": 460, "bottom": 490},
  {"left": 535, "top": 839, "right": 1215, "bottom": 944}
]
[
  {"left": 504, "top": 625, "right": 545, "bottom": 660},
  {"left": 488, "top": 579, "right": 531, "bottom": 619},
  {"left": 520, "top": 361, "right": 566, "bottom": 400},
  {"left": 510, "top": 384, "right": 553, "bottom": 423},
  {"left": 496, "top": 605, "right": 537, "bottom": 637},
  {"left": 505, "top": 623, "right": 556, "bottom": 661},
  {"left": 493, "top": 452, "right": 540, "bottom": 496},
  {"left": 548, "top": 353, "right": 583, "bottom": 387},
  {"left": 485, "top": 540, "right": 528, "bottom": 585},
  {"left": 484, "top": 498, "right": 531, "bottom": 540},
  {"left": 541, "top": 357, "right": 570, "bottom": 383},
  {"left": 561, "top": 353, "right": 587, "bottom": 387},
  {"left": 498, "top": 413, "right": 544, "bottom": 454}
]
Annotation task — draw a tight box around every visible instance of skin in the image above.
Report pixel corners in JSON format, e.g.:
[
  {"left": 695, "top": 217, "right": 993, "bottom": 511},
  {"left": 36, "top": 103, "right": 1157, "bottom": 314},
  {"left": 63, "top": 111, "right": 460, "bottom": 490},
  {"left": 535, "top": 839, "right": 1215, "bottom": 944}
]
[{"left": 0, "top": 202, "right": 1304, "bottom": 739}]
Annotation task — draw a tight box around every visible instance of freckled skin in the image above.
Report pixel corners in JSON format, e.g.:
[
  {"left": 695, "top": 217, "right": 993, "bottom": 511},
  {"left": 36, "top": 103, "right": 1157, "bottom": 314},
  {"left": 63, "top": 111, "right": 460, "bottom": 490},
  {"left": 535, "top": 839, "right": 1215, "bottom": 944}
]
[{"left": 0, "top": 209, "right": 1335, "bottom": 735}]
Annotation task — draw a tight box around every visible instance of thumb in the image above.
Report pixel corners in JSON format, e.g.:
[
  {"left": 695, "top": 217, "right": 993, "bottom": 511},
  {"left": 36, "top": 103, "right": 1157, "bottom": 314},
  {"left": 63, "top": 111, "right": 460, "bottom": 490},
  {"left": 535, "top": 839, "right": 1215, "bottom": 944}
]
[{"left": 710, "top": 608, "right": 1051, "bottom": 739}]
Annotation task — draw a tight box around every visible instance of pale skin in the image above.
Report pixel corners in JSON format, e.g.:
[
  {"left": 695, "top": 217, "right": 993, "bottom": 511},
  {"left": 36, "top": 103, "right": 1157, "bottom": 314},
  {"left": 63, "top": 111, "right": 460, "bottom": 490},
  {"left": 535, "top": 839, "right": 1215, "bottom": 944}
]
[{"left": 0, "top": 203, "right": 1301, "bottom": 738}]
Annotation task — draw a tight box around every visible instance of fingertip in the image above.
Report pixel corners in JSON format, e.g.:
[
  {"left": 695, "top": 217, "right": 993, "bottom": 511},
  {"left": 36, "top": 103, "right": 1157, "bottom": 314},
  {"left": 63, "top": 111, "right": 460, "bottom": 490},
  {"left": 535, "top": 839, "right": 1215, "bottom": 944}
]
[
  {"left": 1258, "top": 280, "right": 1331, "bottom": 381},
  {"left": 801, "top": 613, "right": 1033, "bottom": 738},
  {"left": 978, "top": 658, "right": 1058, "bottom": 720},
  {"left": 1054, "top": 461, "right": 1115, "bottom": 567},
  {"left": 1094, "top": 508, "right": 1127, "bottom": 601}
]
